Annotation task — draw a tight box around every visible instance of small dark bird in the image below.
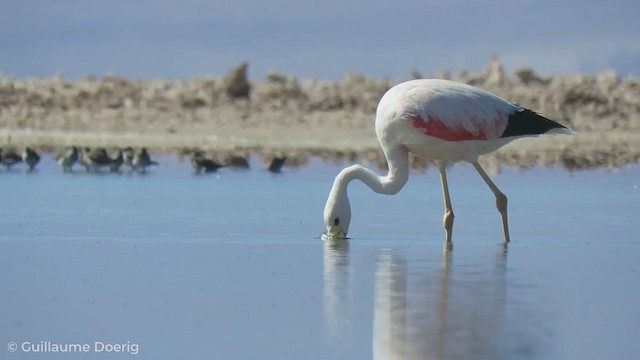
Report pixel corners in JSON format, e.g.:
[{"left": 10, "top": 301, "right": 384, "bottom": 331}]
[
  {"left": 122, "top": 146, "right": 134, "bottom": 169},
  {"left": 88, "top": 148, "right": 111, "bottom": 172},
  {"left": 1, "top": 148, "right": 23, "bottom": 170},
  {"left": 191, "top": 151, "right": 224, "bottom": 174},
  {"left": 132, "top": 148, "right": 158, "bottom": 173},
  {"left": 225, "top": 155, "right": 250, "bottom": 169},
  {"left": 22, "top": 147, "right": 41, "bottom": 171},
  {"left": 78, "top": 147, "right": 110, "bottom": 172},
  {"left": 57, "top": 146, "right": 79, "bottom": 172},
  {"left": 110, "top": 150, "right": 124, "bottom": 172},
  {"left": 268, "top": 156, "right": 287, "bottom": 173},
  {"left": 78, "top": 147, "right": 92, "bottom": 171}
]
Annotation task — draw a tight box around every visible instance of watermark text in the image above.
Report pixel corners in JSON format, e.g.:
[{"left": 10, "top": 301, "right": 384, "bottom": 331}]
[{"left": 7, "top": 340, "right": 139, "bottom": 355}]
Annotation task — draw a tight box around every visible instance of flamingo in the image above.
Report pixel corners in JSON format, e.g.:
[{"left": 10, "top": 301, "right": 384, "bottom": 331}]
[{"left": 323, "top": 79, "right": 571, "bottom": 243}]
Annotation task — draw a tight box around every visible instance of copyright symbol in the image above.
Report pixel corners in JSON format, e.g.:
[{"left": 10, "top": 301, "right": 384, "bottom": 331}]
[{"left": 7, "top": 341, "right": 18, "bottom": 352}]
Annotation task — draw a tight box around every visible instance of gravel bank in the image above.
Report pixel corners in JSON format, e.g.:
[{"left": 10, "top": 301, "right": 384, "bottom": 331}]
[{"left": 2, "top": 59, "right": 639, "bottom": 170}]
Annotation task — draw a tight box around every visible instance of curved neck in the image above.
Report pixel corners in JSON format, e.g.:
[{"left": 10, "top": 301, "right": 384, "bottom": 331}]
[{"left": 334, "top": 146, "right": 409, "bottom": 195}]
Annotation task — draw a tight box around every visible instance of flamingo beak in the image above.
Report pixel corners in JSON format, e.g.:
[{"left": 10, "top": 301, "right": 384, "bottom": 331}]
[{"left": 323, "top": 225, "right": 347, "bottom": 240}]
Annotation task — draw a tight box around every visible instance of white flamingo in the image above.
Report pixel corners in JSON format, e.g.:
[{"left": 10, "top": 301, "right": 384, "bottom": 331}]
[{"left": 323, "top": 79, "right": 571, "bottom": 243}]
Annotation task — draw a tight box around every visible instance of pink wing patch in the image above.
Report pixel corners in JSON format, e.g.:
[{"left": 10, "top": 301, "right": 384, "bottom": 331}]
[{"left": 412, "top": 115, "right": 505, "bottom": 141}]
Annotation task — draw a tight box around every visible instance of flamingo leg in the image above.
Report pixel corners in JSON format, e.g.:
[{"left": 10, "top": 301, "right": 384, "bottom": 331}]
[
  {"left": 438, "top": 163, "right": 455, "bottom": 244},
  {"left": 472, "top": 162, "right": 511, "bottom": 243}
]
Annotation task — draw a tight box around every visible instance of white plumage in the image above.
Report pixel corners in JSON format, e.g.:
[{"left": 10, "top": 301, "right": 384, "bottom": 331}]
[
  {"left": 323, "top": 79, "right": 571, "bottom": 243},
  {"left": 381, "top": 79, "right": 517, "bottom": 135}
]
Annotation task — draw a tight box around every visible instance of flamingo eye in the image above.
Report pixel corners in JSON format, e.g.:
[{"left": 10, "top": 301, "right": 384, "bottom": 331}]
[{"left": 334, "top": 218, "right": 340, "bottom": 226}]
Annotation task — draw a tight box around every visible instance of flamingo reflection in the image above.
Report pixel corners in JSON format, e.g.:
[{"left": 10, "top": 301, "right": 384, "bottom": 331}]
[
  {"left": 323, "top": 242, "right": 509, "bottom": 359},
  {"left": 323, "top": 240, "right": 352, "bottom": 338},
  {"left": 373, "top": 245, "right": 508, "bottom": 360}
]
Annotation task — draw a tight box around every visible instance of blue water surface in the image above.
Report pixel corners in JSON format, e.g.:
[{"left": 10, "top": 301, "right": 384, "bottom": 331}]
[{"left": 1, "top": 155, "right": 639, "bottom": 359}]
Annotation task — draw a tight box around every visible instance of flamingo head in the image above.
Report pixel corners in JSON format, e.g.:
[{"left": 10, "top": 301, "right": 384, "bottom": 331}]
[{"left": 322, "top": 187, "right": 351, "bottom": 240}]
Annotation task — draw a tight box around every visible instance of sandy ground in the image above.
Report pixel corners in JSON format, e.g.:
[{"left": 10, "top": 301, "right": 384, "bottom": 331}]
[{"left": 1, "top": 58, "right": 639, "bottom": 170}]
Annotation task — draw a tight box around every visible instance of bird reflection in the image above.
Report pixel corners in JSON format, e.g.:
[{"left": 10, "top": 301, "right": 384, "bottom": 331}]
[
  {"left": 322, "top": 239, "right": 352, "bottom": 338},
  {"left": 323, "top": 242, "right": 509, "bottom": 360},
  {"left": 373, "top": 245, "right": 508, "bottom": 360},
  {"left": 373, "top": 251, "right": 407, "bottom": 359}
]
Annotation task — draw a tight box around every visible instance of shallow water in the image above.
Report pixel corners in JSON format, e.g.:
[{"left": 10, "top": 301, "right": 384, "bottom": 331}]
[{"left": 1, "top": 156, "right": 639, "bottom": 359}]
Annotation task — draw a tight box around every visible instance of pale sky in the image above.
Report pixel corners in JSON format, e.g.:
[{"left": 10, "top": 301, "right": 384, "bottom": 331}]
[{"left": 1, "top": 0, "right": 638, "bottom": 80}]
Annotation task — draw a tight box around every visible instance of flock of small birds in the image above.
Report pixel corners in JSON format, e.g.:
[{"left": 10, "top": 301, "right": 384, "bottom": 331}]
[
  {"left": 1, "top": 147, "right": 42, "bottom": 172},
  {"left": 0, "top": 146, "right": 287, "bottom": 174}
]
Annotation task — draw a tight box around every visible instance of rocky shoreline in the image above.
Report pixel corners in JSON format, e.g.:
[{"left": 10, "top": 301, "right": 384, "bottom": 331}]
[{"left": 2, "top": 58, "right": 639, "bottom": 170}]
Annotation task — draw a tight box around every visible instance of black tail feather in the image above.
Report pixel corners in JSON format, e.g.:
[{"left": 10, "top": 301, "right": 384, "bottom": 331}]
[{"left": 500, "top": 109, "right": 568, "bottom": 138}]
